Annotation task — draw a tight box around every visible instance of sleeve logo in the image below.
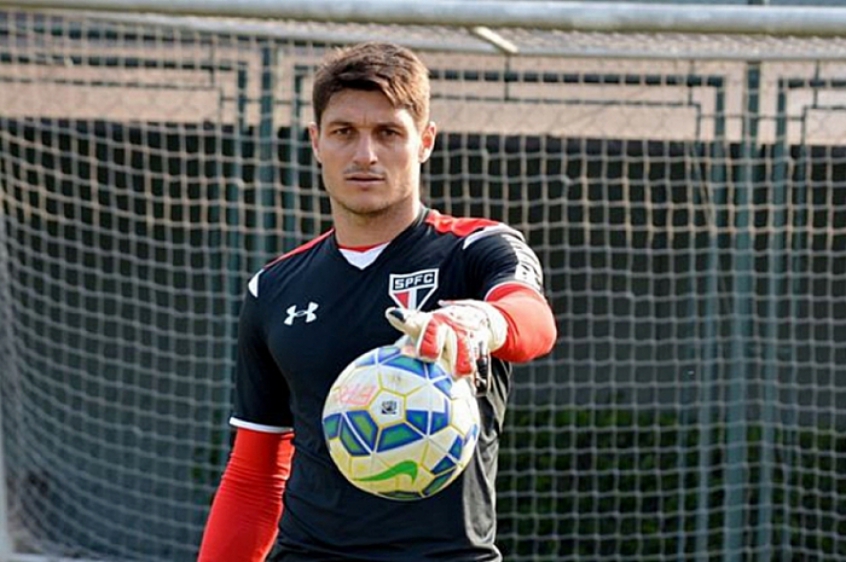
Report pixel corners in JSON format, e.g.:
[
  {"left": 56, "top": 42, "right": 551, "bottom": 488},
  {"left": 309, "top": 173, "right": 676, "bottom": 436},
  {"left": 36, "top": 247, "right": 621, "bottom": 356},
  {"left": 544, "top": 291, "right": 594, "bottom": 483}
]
[{"left": 388, "top": 269, "right": 439, "bottom": 310}]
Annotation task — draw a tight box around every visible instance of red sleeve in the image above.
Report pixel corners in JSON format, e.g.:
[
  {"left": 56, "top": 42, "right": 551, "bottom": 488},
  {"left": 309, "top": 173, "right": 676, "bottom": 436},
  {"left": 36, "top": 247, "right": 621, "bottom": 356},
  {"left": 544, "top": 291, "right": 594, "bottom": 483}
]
[
  {"left": 197, "top": 428, "right": 294, "bottom": 562},
  {"left": 486, "top": 284, "right": 557, "bottom": 363}
]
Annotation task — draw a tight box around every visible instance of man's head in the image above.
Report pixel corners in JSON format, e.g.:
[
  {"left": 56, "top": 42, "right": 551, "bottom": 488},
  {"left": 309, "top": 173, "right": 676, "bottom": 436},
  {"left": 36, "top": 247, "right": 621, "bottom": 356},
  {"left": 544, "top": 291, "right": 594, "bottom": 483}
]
[
  {"left": 308, "top": 42, "right": 436, "bottom": 239},
  {"left": 311, "top": 42, "right": 431, "bottom": 132}
]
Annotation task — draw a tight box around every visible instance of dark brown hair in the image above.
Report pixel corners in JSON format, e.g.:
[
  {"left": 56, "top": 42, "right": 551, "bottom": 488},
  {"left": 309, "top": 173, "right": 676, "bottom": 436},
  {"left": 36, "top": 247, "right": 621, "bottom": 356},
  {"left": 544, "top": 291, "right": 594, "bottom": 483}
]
[{"left": 312, "top": 42, "right": 430, "bottom": 129}]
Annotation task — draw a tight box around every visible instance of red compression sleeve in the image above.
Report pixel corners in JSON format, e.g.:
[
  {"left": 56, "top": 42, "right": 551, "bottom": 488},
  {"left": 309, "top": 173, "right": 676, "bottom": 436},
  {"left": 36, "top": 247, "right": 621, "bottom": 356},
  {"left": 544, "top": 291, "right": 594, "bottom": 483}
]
[
  {"left": 197, "top": 428, "right": 294, "bottom": 562},
  {"left": 487, "top": 284, "right": 557, "bottom": 363}
]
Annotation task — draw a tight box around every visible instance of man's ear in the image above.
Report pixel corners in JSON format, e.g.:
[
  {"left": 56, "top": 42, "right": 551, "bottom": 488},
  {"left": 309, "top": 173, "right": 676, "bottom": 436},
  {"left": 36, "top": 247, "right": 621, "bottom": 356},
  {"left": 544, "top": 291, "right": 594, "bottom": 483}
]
[
  {"left": 308, "top": 123, "right": 321, "bottom": 164},
  {"left": 418, "top": 121, "right": 437, "bottom": 163}
]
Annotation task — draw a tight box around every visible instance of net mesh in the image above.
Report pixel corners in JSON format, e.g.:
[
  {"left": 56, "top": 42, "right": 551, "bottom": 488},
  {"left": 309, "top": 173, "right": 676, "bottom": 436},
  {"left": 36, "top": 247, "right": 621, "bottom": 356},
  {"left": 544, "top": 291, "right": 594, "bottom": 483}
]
[{"left": 1, "top": 9, "right": 845, "bottom": 562}]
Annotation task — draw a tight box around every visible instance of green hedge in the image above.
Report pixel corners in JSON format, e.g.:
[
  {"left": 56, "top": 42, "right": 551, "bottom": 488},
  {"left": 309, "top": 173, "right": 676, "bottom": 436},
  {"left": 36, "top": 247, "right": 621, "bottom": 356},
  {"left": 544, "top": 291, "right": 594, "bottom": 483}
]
[{"left": 496, "top": 407, "right": 846, "bottom": 561}]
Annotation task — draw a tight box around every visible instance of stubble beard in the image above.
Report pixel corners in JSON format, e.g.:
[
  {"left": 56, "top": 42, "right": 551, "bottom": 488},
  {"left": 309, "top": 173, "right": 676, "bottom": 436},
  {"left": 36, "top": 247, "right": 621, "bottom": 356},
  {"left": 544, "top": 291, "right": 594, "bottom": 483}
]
[
  {"left": 333, "top": 192, "right": 415, "bottom": 225},
  {"left": 329, "top": 175, "right": 419, "bottom": 223}
]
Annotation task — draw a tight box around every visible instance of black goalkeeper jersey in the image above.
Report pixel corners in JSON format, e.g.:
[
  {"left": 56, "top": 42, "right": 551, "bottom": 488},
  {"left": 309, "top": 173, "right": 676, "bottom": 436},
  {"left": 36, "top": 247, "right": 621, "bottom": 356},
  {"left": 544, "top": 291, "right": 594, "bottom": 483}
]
[{"left": 231, "top": 208, "right": 545, "bottom": 561}]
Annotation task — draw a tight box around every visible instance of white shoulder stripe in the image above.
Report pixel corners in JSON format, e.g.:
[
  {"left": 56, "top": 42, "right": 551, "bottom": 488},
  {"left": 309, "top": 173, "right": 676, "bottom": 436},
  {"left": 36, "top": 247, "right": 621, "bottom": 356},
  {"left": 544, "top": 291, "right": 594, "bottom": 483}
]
[
  {"left": 229, "top": 417, "right": 293, "bottom": 434},
  {"left": 248, "top": 269, "right": 263, "bottom": 298},
  {"left": 462, "top": 224, "right": 525, "bottom": 249}
]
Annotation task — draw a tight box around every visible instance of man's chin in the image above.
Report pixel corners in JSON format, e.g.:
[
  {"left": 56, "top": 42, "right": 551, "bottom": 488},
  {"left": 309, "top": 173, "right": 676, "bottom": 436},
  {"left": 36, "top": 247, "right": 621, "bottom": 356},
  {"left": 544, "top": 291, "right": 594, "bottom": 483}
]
[{"left": 336, "top": 197, "right": 396, "bottom": 217}]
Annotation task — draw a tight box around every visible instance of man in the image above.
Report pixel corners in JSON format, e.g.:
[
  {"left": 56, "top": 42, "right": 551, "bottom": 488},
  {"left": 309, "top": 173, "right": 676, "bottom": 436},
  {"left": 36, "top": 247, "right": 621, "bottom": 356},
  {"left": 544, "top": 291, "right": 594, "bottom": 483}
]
[{"left": 197, "top": 41, "right": 557, "bottom": 561}]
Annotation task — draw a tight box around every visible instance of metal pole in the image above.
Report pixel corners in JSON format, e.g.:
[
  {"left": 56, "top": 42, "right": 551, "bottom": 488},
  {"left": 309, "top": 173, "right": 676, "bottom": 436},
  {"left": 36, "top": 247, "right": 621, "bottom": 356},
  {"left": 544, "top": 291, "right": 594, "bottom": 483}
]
[
  {"left": 754, "top": 83, "right": 789, "bottom": 562},
  {"left": 721, "top": 59, "right": 759, "bottom": 562},
  {"left": 0, "top": 189, "right": 15, "bottom": 562},
  {"left": 282, "top": 69, "right": 305, "bottom": 253},
  {"left": 255, "top": 45, "right": 278, "bottom": 266},
  {"left": 219, "top": 63, "right": 249, "bottom": 451},
  {"left": 741, "top": 3, "right": 776, "bottom": 561},
  {"left": 5, "top": 0, "right": 846, "bottom": 37},
  {"left": 0, "top": 411, "right": 10, "bottom": 561},
  {"left": 696, "top": 84, "right": 725, "bottom": 562}
]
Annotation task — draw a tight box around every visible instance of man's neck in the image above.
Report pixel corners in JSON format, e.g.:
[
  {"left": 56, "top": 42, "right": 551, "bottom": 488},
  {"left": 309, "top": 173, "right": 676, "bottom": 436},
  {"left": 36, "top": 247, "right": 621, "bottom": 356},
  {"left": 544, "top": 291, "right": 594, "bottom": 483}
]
[{"left": 332, "top": 201, "right": 421, "bottom": 247}]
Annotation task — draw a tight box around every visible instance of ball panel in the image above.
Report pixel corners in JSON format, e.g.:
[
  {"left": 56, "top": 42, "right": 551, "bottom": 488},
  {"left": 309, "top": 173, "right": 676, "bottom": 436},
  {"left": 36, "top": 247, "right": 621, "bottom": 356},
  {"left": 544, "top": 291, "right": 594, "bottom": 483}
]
[
  {"left": 375, "top": 345, "right": 403, "bottom": 363},
  {"left": 347, "top": 410, "right": 379, "bottom": 450},
  {"left": 327, "top": 439, "right": 354, "bottom": 476},
  {"left": 423, "top": 468, "right": 457, "bottom": 497},
  {"left": 323, "top": 413, "right": 341, "bottom": 439},
  {"left": 447, "top": 434, "right": 465, "bottom": 460},
  {"left": 377, "top": 423, "right": 423, "bottom": 451},
  {"left": 353, "top": 352, "right": 380, "bottom": 368},
  {"left": 432, "top": 453, "right": 457, "bottom": 475},
  {"left": 384, "top": 353, "right": 428, "bottom": 377},
  {"left": 339, "top": 416, "right": 370, "bottom": 456},
  {"left": 424, "top": 361, "right": 450, "bottom": 380},
  {"left": 433, "top": 377, "right": 453, "bottom": 398},
  {"left": 377, "top": 369, "right": 428, "bottom": 396},
  {"left": 330, "top": 368, "right": 380, "bottom": 411},
  {"left": 449, "top": 396, "right": 479, "bottom": 432},
  {"left": 405, "top": 409, "right": 429, "bottom": 434},
  {"left": 430, "top": 407, "right": 450, "bottom": 434}
]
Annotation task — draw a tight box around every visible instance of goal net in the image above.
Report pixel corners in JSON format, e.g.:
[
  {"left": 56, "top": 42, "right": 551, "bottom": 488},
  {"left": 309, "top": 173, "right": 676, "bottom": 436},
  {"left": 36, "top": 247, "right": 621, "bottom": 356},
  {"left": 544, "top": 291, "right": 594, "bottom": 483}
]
[{"left": 1, "top": 5, "right": 846, "bottom": 561}]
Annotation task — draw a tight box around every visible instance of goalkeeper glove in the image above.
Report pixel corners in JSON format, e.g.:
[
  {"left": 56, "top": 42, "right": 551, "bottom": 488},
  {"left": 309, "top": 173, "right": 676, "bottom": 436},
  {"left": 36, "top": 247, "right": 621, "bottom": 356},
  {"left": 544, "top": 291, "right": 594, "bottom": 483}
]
[{"left": 385, "top": 300, "right": 508, "bottom": 391}]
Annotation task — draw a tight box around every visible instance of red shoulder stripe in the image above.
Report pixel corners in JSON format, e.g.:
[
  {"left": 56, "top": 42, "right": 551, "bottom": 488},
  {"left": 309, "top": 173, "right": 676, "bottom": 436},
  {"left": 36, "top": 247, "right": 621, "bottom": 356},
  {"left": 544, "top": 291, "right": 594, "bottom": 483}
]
[
  {"left": 425, "top": 209, "right": 499, "bottom": 237},
  {"left": 264, "top": 229, "right": 334, "bottom": 269}
]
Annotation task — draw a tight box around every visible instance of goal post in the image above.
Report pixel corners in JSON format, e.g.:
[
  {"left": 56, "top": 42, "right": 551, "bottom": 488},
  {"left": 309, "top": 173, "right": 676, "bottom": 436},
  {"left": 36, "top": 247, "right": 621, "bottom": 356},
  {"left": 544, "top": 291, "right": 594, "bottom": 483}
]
[
  {"left": 0, "top": 179, "right": 16, "bottom": 562},
  {"left": 1, "top": 2, "right": 846, "bottom": 562},
  {"left": 0, "top": 393, "right": 10, "bottom": 561}
]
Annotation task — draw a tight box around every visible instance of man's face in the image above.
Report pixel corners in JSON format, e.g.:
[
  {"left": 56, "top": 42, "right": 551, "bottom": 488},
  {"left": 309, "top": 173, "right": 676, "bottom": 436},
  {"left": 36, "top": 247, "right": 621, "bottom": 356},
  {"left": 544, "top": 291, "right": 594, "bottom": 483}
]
[{"left": 309, "top": 89, "right": 435, "bottom": 219}]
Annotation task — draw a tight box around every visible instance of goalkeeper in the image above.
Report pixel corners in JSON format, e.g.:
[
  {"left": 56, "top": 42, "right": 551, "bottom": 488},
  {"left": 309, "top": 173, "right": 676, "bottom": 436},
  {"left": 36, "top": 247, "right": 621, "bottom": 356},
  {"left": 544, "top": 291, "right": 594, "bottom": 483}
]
[{"left": 198, "top": 41, "right": 557, "bottom": 562}]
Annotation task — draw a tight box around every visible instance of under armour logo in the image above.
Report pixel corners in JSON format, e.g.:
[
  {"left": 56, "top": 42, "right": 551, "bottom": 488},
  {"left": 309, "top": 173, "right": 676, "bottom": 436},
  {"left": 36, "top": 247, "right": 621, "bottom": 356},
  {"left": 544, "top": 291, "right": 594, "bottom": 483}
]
[{"left": 284, "top": 302, "right": 319, "bottom": 325}]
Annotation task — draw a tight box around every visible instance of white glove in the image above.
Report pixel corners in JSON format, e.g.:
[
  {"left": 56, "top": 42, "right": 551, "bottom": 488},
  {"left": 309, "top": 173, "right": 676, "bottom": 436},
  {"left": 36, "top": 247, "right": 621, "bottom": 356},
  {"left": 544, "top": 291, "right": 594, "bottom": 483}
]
[{"left": 385, "top": 300, "right": 508, "bottom": 382}]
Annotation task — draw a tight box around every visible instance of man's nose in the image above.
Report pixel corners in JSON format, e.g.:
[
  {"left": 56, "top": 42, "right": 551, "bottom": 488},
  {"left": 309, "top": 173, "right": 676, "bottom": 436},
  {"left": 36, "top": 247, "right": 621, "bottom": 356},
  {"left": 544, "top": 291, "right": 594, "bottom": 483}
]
[{"left": 352, "top": 134, "right": 377, "bottom": 165}]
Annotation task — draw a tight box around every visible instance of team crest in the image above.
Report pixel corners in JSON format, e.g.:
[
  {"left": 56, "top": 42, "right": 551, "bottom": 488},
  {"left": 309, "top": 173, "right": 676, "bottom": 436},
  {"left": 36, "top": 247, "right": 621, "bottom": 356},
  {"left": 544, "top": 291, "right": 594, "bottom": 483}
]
[{"left": 388, "top": 269, "right": 439, "bottom": 310}]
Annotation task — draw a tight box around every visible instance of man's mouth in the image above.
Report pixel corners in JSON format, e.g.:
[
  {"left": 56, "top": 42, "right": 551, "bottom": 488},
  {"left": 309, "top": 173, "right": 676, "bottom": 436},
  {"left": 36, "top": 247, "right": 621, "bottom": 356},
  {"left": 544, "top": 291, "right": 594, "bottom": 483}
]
[{"left": 345, "top": 174, "right": 384, "bottom": 183}]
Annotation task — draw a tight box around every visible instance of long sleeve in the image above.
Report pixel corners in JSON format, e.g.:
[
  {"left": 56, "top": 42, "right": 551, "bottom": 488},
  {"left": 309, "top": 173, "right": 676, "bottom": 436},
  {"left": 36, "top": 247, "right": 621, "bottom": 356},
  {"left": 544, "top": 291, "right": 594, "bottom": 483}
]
[
  {"left": 197, "top": 428, "right": 294, "bottom": 562},
  {"left": 487, "top": 283, "right": 557, "bottom": 363}
]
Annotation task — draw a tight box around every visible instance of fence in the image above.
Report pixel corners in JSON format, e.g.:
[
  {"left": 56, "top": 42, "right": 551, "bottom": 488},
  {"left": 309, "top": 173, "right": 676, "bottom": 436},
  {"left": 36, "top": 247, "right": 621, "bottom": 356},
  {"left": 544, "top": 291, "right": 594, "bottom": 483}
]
[{"left": 1, "top": 1, "right": 845, "bottom": 560}]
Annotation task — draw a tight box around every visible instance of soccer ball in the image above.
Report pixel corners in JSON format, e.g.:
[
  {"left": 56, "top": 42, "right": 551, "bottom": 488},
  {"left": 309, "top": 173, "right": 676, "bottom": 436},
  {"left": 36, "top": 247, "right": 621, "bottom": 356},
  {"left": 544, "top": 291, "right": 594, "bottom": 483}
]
[{"left": 322, "top": 344, "right": 481, "bottom": 501}]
